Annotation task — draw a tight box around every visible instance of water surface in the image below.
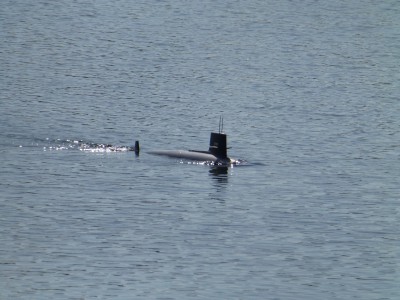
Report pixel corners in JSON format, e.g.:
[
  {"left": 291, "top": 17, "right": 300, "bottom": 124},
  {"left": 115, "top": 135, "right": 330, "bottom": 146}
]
[{"left": 1, "top": 1, "right": 399, "bottom": 299}]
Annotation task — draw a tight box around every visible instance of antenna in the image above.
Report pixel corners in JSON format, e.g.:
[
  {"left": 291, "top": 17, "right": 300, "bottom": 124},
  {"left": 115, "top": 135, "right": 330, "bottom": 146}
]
[{"left": 219, "top": 116, "right": 224, "bottom": 134}]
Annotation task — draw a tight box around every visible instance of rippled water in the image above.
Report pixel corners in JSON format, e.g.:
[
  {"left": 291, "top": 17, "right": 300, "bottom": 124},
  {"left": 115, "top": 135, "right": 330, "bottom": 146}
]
[{"left": 1, "top": 1, "right": 399, "bottom": 299}]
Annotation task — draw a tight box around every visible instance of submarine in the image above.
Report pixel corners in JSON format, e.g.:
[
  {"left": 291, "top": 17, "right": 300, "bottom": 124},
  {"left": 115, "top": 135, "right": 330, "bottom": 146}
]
[{"left": 145, "top": 117, "right": 238, "bottom": 165}]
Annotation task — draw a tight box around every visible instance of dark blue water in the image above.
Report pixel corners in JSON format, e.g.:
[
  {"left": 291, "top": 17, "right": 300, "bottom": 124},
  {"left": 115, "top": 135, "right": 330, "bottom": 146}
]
[{"left": 1, "top": 1, "right": 399, "bottom": 299}]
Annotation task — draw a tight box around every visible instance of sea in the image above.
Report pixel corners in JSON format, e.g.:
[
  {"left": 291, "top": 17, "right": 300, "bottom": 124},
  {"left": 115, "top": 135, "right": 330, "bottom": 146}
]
[{"left": 1, "top": 0, "right": 399, "bottom": 299}]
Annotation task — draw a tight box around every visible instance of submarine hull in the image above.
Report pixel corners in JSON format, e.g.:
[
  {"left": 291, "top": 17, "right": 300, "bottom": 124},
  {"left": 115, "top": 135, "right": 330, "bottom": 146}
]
[
  {"left": 148, "top": 150, "right": 238, "bottom": 165},
  {"left": 148, "top": 150, "right": 218, "bottom": 162}
]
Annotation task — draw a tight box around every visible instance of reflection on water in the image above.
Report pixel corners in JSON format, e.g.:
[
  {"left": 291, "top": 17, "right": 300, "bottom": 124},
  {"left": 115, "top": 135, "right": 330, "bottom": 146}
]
[
  {"left": 209, "top": 166, "right": 229, "bottom": 185},
  {"left": 209, "top": 166, "right": 228, "bottom": 176}
]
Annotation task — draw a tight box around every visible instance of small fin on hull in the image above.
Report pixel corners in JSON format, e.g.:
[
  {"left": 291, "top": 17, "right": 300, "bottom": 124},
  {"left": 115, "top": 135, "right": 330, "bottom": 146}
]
[{"left": 134, "top": 140, "right": 140, "bottom": 155}]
